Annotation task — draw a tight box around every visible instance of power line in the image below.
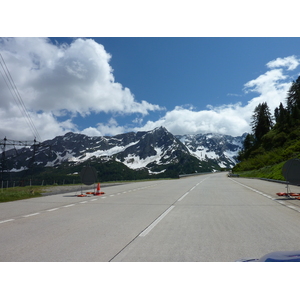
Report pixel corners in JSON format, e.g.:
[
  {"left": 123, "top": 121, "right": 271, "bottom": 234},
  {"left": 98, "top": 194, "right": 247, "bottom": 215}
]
[{"left": 0, "top": 53, "right": 41, "bottom": 141}]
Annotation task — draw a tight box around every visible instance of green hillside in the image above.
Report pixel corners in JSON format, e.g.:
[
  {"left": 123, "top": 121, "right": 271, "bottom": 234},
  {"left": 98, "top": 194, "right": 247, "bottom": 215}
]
[{"left": 233, "top": 76, "right": 300, "bottom": 180}]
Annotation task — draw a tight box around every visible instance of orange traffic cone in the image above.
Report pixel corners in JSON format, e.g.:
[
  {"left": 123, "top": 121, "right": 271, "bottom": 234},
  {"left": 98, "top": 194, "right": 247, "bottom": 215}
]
[{"left": 94, "top": 182, "right": 105, "bottom": 196}]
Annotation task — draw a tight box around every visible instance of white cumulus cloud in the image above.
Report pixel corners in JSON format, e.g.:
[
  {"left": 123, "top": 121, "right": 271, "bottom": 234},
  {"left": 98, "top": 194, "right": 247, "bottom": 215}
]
[
  {"left": 131, "top": 55, "right": 299, "bottom": 137},
  {"left": 0, "top": 39, "right": 299, "bottom": 141},
  {"left": 0, "top": 37, "right": 162, "bottom": 140},
  {"left": 266, "top": 55, "right": 300, "bottom": 71}
]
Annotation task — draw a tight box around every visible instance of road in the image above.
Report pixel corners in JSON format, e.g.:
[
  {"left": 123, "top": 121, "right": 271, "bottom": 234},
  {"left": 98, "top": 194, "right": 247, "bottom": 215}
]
[{"left": 1, "top": 172, "right": 300, "bottom": 261}]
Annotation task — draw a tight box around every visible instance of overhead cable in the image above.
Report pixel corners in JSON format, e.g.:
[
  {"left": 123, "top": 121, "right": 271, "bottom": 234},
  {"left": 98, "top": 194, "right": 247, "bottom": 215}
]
[{"left": 0, "top": 52, "right": 41, "bottom": 141}]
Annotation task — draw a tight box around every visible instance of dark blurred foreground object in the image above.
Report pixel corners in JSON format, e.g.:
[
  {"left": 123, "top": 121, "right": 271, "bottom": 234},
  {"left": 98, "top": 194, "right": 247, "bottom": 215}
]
[{"left": 237, "top": 251, "right": 300, "bottom": 262}]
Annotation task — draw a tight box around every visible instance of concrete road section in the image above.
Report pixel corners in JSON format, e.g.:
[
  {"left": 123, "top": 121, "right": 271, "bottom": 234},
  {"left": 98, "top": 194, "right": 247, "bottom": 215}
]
[{"left": 1, "top": 173, "right": 300, "bottom": 261}]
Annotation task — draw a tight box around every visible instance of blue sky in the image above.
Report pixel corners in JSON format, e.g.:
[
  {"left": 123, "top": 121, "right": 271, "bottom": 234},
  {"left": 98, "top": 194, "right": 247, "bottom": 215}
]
[
  {"left": 1, "top": 0, "right": 300, "bottom": 143},
  {"left": 1, "top": 37, "right": 300, "bottom": 141}
]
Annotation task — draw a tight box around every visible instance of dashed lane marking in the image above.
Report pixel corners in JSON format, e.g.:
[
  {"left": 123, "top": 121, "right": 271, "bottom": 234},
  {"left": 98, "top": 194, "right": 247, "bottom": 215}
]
[
  {"left": 0, "top": 219, "right": 15, "bottom": 224},
  {"left": 23, "top": 213, "right": 40, "bottom": 218},
  {"left": 178, "top": 192, "right": 189, "bottom": 202},
  {"left": 47, "top": 208, "right": 60, "bottom": 212},
  {"left": 63, "top": 204, "right": 75, "bottom": 208},
  {"left": 139, "top": 206, "right": 175, "bottom": 237},
  {"left": 0, "top": 183, "right": 161, "bottom": 225}
]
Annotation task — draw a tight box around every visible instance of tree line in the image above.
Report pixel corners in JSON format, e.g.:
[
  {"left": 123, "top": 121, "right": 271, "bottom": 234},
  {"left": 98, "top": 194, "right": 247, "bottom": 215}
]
[{"left": 238, "top": 75, "right": 300, "bottom": 161}]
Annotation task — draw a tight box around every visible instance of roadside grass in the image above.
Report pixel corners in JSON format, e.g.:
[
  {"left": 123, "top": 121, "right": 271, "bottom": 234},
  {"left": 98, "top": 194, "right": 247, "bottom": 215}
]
[
  {"left": 234, "top": 162, "right": 285, "bottom": 180},
  {"left": 0, "top": 186, "right": 47, "bottom": 203},
  {"left": 0, "top": 177, "right": 178, "bottom": 203}
]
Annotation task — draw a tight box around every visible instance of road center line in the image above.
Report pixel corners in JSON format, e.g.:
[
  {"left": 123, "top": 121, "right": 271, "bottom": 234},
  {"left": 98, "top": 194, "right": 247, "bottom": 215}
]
[
  {"left": 64, "top": 204, "right": 75, "bottom": 207},
  {"left": 47, "top": 208, "right": 59, "bottom": 211},
  {"left": 139, "top": 206, "right": 175, "bottom": 237},
  {"left": 0, "top": 219, "right": 15, "bottom": 224},
  {"left": 178, "top": 192, "right": 189, "bottom": 202},
  {"left": 23, "top": 213, "right": 40, "bottom": 218}
]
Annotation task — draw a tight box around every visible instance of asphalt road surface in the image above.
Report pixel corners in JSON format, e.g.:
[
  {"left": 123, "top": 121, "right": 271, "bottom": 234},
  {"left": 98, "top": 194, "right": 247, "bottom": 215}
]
[{"left": 1, "top": 173, "right": 300, "bottom": 262}]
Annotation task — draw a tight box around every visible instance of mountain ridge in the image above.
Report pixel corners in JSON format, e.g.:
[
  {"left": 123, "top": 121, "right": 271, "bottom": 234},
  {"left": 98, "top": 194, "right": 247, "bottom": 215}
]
[{"left": 0, "top": 127, "right": 246, "bottom": 181}]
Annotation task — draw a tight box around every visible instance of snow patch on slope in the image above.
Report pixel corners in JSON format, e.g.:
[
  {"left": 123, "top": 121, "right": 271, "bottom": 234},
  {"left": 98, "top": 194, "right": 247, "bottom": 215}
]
[{"left": 119, "top": 147, "right": 163, "bottom": 169}]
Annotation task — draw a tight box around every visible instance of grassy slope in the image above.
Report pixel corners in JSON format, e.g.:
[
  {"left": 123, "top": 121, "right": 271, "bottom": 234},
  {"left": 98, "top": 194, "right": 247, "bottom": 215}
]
[
  {"left": 234, "top": 162, "right": 285, "bottom": 180},
  {"left": 233, "top": 125, "right": 300, "bottom": 180}
]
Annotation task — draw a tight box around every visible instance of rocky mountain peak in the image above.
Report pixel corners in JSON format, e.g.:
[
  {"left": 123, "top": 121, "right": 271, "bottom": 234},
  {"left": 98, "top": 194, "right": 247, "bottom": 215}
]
[{"left": 1, "top": 127, "right": 246, "bottom": 177}]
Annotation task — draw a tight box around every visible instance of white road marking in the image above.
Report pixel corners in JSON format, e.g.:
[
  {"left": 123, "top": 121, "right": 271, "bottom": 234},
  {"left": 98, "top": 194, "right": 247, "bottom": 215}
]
[
  {"left": 0, "top": 219, "right": 14, "bottom": 224},
  {"left": 140, "top": 206, "right": 175, "bottom": 237},
  {"left": 230, "top": 178, "right": 300, "bottom": 213},
  {"left": 47, "top": 208, "right": 59, "bottom": 211},
  {"left": 23, "top": 213, "right": 40, "bottom": 218},
  {"left": 230, "top": 179, "right": 275, "bottom": 200},
  {"left": 79, "top": 201, "right": 87, "bottom": 204},
  {"left": 63, "top": 204, "right": 75, "bottom": 207},
  {"left": 178, "top": 192, "right": 189, "bottom": 202}
]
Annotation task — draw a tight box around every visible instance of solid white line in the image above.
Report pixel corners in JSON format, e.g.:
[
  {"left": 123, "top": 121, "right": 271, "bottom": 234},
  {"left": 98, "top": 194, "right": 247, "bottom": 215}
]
[
  {"left": 23, "top": 213, "right": 40, "bottom": 218},
  {"left": 139, "top": 206, "right": 175, "bottom": 237},
  {"left": 47, "top": 208, "right": 59, "bottom": 211},
  {"left": 230, "top": 178, "right": 275, "bottom": 200},
  {"left": 0, "top": 219, "right": 14, "bottom": 224},
  {"left": 178, "top": 192, "right": 189, "bottom": 202}
]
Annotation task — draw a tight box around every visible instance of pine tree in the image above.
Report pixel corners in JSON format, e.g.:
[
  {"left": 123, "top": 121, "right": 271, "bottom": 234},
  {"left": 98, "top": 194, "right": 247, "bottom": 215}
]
[
  {"left": 274, "top": 102, "right": 289, "bottom": 129},
  {"left": 286, "top": 76, "right": 300, "bottom": 114},
  {"left": 251, "top": 102, "right": 273, "bottom": 142}
]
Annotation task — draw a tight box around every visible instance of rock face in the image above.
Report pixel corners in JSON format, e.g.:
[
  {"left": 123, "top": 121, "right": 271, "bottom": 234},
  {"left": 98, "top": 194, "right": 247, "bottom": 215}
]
[{"left": 1, "top": 127, "right": 246, "bottom": 176}]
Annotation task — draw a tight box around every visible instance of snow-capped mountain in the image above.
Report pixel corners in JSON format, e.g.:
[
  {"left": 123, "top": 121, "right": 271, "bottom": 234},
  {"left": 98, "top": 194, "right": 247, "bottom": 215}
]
[
  {"left": 1, "top": 127, "right": 246, "bottom": 178},
  {"left": 176, "top": 133, "right": 246, "bottom": 169}
]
